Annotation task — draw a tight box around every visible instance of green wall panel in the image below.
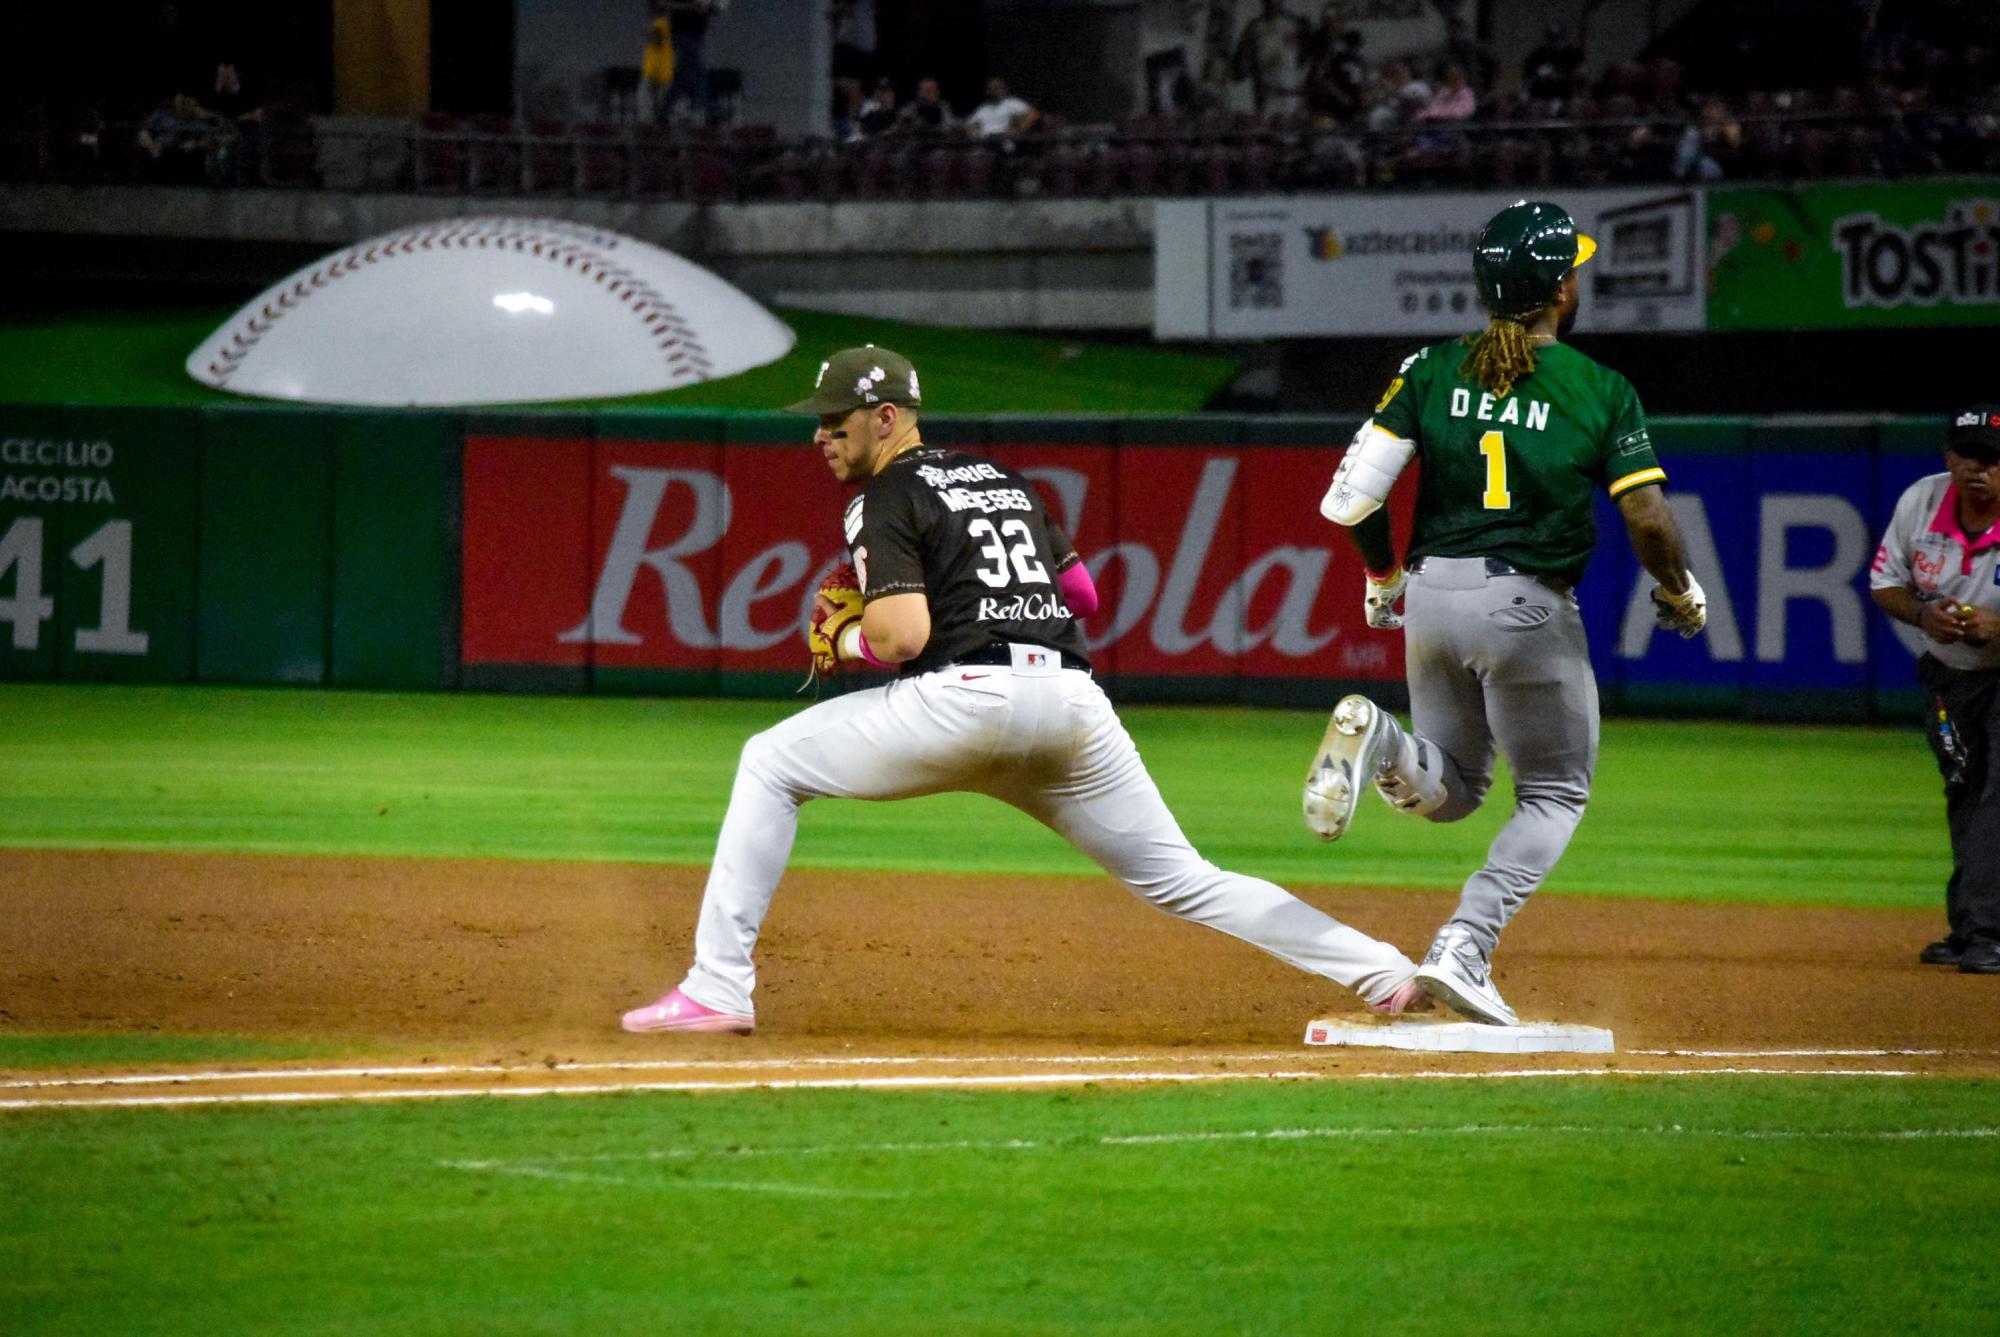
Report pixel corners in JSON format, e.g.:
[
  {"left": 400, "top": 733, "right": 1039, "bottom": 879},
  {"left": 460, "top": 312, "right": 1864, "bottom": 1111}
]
[
  {"left": 57, "top": 406, "right": 200, "bottom": 683},
  {"left": 0, "top": 404, "right": 199, "bottom": 683},
  {"left": 0, "top": 404, "right": 68, "bottom": 680},
  {"left": 197, "top": 407, "right": 332, "bottom": 685},
  {"left": 332, "top": 411, "right": 459, "bottom": 690}
]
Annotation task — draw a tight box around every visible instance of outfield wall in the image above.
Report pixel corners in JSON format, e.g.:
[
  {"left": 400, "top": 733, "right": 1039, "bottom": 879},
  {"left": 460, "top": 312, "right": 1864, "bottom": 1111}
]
[{"left": 0, "top": 404, "right": 1947, "bottom": 719}]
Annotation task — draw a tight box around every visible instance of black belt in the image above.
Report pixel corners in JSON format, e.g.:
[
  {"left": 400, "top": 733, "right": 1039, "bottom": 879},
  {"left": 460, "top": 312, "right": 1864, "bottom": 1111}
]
[
  {"left": 956, "top": 642, "right": 1091, "bottom": 673},
  {"left": 1410, "top": 555, "right": 1572, "bottom": 594}
]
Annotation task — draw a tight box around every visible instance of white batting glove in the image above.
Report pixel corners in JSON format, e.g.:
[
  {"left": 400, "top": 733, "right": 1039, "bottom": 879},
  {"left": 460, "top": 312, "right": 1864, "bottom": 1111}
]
[
  {"left": 1364, "top": 567, "right": 1408, "bottom": 630},
  {"left": 1650, "top": 572, "right": 1708, "bottom": 639}
]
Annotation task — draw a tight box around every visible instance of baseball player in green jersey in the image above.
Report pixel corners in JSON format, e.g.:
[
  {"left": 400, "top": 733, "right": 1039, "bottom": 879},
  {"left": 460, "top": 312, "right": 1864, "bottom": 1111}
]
[{"left": 1302, "top": 199, "right": 1709, "bottom": 1026}]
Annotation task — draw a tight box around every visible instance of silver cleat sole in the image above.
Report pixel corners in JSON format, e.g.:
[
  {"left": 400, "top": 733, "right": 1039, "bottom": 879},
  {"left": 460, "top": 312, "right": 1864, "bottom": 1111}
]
[{"left": 1302, "top": 695, "right": 1382, "bottom": 842}]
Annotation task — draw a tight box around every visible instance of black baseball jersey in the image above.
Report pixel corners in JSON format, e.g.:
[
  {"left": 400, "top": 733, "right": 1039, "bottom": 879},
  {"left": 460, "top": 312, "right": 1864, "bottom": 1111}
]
[{"left": 845, "top": 445, "right": 1091, "bottom": 676}]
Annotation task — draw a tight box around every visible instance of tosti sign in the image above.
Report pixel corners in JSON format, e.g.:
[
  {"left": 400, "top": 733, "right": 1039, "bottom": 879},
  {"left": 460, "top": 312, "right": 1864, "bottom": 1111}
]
[{"left": 1708, "top": 181, "right": 2000, "bottom": 329}]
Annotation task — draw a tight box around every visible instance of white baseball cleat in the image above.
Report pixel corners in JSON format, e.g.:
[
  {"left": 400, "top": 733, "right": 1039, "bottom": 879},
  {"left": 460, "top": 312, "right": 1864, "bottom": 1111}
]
[
  {"left": 1303, "top": 694, "right": 1391, "bottom": 842},
  {"left": 1413, "top": 926, "right": 1518, "bottom": 1027}
]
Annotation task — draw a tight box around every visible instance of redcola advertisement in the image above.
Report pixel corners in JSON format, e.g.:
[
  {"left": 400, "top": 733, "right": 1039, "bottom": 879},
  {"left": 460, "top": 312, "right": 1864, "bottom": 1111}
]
[{"left": 461, "top": 431, "right": 1410, "bottom": 685}]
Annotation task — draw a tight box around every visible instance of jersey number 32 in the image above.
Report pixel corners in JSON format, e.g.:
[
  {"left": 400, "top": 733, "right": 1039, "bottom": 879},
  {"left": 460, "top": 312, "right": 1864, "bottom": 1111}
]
[{"left": 968, "top": 518, "right": 1050, "bottom": 588}]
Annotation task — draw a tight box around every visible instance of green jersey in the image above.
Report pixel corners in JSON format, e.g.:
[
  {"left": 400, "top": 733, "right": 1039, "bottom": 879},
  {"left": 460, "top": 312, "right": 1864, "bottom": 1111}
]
[{"left": 1370, "top": 338, "right": 1665, "bottom": 586}]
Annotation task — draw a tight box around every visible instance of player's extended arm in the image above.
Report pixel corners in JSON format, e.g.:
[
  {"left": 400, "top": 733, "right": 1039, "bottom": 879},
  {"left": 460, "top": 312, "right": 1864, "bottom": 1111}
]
[
  {"left": 855, "top": 593, "right": 931, "bottom": 664},
  {"left": 1616, "top": 485, "right": 1706, "bottom": 637}
]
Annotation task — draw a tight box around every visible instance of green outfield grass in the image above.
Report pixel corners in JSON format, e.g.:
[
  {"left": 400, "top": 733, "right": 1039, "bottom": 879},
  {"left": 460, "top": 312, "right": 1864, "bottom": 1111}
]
[
  {"left": 0, "top": 1033, "right": 327, "bottom": 1069},
  {"left": 3, "top": 1077, "right": 1994, "bottom": 1334},
  {"left": 0, "top": 306, "right": 1238, "bottom": 413},
  {"left": 0, "top": 683, "right": 1945, "bottom": 907}
]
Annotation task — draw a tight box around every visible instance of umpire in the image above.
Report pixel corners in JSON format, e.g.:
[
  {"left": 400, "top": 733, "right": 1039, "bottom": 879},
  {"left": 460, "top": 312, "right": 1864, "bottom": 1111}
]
[{"left": 1870, "top": 404, "right": 2000, "bottom": 975}]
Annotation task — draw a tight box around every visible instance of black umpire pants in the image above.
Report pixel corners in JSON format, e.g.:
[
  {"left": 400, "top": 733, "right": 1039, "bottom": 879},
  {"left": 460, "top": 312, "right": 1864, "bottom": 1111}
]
[{"left": 1917, "top": 654, "right": 2000, "bottom": 946}]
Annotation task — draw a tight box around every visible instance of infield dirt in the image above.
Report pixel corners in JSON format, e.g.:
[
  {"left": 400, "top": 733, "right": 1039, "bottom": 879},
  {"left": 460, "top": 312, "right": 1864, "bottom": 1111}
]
[{"left": 7, "top": 848, "right": 1998, "bottom": 1085}]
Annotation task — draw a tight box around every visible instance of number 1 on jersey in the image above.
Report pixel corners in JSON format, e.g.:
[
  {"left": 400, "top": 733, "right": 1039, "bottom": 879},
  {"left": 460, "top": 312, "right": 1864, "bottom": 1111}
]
[{"left": 1478, "top": 431, "right": 1512, "bottom": 510}]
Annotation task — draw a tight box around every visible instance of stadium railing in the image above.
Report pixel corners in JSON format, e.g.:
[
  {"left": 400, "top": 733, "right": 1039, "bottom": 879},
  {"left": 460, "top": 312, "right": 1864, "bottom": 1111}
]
[{"left": 3, "top": 100, "right": 1995, "bottom": 201}]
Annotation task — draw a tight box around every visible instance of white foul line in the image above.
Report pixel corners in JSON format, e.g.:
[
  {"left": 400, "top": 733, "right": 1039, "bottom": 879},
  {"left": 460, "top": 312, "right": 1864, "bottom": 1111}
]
[
  {"left": 0, "top": 1052, "right": 1294, "bottom": 1092},
  {"left": 0, "top": 1065, "right": 1928, "bottom": 1112},
  {"left": 1630, "top": 1048, "right": 1949, "bottom": 1058},
  {"left": 2, "top": 1047, "right": 1956, "bottom": 1093}
]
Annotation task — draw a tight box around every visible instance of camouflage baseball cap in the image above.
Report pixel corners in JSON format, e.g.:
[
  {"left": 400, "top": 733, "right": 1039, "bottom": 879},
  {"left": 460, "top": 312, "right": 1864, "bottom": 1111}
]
[
  {"left": 1471, "top": 200, "right": 1597, "bottom": 318},
  {"left": 784, "top": 346, "right": 923, "bottom": 415}
]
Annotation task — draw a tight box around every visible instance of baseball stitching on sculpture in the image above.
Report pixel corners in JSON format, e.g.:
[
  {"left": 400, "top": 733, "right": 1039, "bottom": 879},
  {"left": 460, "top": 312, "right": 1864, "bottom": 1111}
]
[{"left": 204, "top": 216, "right": 715, "bottom": 383}]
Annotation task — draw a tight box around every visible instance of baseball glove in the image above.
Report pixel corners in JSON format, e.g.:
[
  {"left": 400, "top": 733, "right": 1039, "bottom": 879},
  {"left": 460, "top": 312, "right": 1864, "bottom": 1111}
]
[{"left": 807, "top": 561, "right": 865, "bottom": 676}]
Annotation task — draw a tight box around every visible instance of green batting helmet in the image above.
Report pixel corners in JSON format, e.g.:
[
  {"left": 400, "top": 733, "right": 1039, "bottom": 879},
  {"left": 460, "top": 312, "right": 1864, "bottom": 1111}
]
[{"left": 1471, "top": 200, "right": 1597, "bottom": 318}]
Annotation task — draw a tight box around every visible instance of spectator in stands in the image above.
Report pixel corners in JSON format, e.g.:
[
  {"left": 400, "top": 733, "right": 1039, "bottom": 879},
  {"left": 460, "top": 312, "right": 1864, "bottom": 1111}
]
[
  {"left": 1301, "top": 3, "right": 1346, "bottom": 75},
  {"left": 899, "top": 77, "right": 957, "bottom": 135},
  {"left": 1523, "top": 22, "right": 1583, "bottom": 110},
  {"left": 830, "top": 0, "right": 877, "bottom": 135},
  {"left": 208, "top": 61, "right": 261, "bottom": 122},
  {"left": 1675, "top": 97, "right": 1743, "bottom": 180},
  {"left": 1304, "top": 25, "right": 1367, "bottom": 125},
  {"left": 1196, "top": 3, "right": 1237, "bottom": 114},
  {"left": 643, "top": 3, "right": 675, "bottom": 125},
  {"left": 662, "top": 0, "right": 726, "bottom": 125},
  {"left": 966, "top": 77, "right": 1038, "bottom": 138},
  {"left": 854, "top": 78, "right": 898, "bottom": 138},
  {"left": 1416, "top": 62, "right": 1476, "bottom": 122},
  {"left": 137, "top": 93, "right": 229, "bottom": 184},
  {"left": 1436, "top": 15, "right": 1496, "bottom": 95},
  {"left": 1233, "top": 0, "right": 1309, "bottom": 117},
  {"left": 1364, "top": 59, "right": 1431, "bottom": 133}
]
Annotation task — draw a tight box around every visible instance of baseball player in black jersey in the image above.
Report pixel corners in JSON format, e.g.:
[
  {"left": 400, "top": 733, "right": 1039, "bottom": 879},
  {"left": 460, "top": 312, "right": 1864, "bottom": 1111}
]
[{"left": 623, "top": 345, "right": 1430, "bottom": 1034}]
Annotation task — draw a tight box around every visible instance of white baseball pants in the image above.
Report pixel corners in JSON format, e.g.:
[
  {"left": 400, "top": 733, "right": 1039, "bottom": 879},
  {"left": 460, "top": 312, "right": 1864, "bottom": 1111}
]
[{"left": 678, "top": 651, "right": 1417, "bottom": 1019}]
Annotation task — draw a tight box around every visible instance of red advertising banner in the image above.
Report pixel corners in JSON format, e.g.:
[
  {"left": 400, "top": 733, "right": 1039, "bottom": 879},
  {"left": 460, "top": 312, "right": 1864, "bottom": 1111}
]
[
  {"left": 1235, "top": 440, "right": 1409, "bottom": 682},
  {"left": 586, "top": 437, "right": 723, "bottom": 673},
  {"left": 461, "top": 433, "right": 1413, "bottom": 686},
  {"left": 461, "top": 435, "right": 591, "bottom": 667},
  {"left": 715, "top": 447, "right": 849, "bottom": 677}
]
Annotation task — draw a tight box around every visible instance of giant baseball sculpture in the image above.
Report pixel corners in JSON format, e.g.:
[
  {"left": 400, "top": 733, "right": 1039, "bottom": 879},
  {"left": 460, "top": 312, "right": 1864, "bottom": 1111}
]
[{"left": 187, "top": 216, "right": 794, "bottom": 406}]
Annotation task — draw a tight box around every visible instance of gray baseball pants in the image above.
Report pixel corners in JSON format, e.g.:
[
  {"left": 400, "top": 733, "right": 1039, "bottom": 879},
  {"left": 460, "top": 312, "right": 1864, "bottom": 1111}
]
[{"left": 1400, "top": 556, "right": 1599, "bottom": 959}]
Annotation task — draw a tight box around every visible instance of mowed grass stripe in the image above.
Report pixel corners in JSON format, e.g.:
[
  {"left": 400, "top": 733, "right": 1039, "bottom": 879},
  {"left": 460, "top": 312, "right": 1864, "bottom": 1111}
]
[
  {"left": 0, "top": 684, "right": 1945, "bottom": 906},
  {"left": 1, "top": 1079, "right": 1993, "bottom": 1334}
]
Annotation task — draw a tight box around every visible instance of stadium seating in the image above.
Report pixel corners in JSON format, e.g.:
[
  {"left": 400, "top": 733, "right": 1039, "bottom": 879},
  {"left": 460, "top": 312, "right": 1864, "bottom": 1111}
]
[{"left": 7, "top": 69, "right": 1998, "bottom": 204}]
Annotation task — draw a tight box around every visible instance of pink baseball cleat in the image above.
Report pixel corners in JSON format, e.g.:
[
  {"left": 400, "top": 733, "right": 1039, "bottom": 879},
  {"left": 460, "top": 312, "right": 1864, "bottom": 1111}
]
[
  {"left": 1367, "top": 977, "right": 1435, "bottom": 1016},
  {"left": 621, "top": 987, "right": 754, "bottom": 1035}
]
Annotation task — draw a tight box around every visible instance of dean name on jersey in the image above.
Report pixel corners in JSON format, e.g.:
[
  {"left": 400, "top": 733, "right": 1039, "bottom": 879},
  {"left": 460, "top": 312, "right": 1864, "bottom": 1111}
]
[{"left": 1446, "top": 387, "right": 1553, "bottom": 432}]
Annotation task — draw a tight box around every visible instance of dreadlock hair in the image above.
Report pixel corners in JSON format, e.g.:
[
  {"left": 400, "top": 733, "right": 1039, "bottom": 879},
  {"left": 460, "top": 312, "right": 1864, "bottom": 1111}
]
[{"left": 1459, "top": 309, "right": 1549, "bottom": 399}]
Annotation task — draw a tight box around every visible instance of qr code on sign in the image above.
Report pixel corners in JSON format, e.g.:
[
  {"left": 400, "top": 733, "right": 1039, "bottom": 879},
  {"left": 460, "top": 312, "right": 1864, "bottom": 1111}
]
[{"left": 1229, "top": 232, "right": 1284, "bottom": 310}]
